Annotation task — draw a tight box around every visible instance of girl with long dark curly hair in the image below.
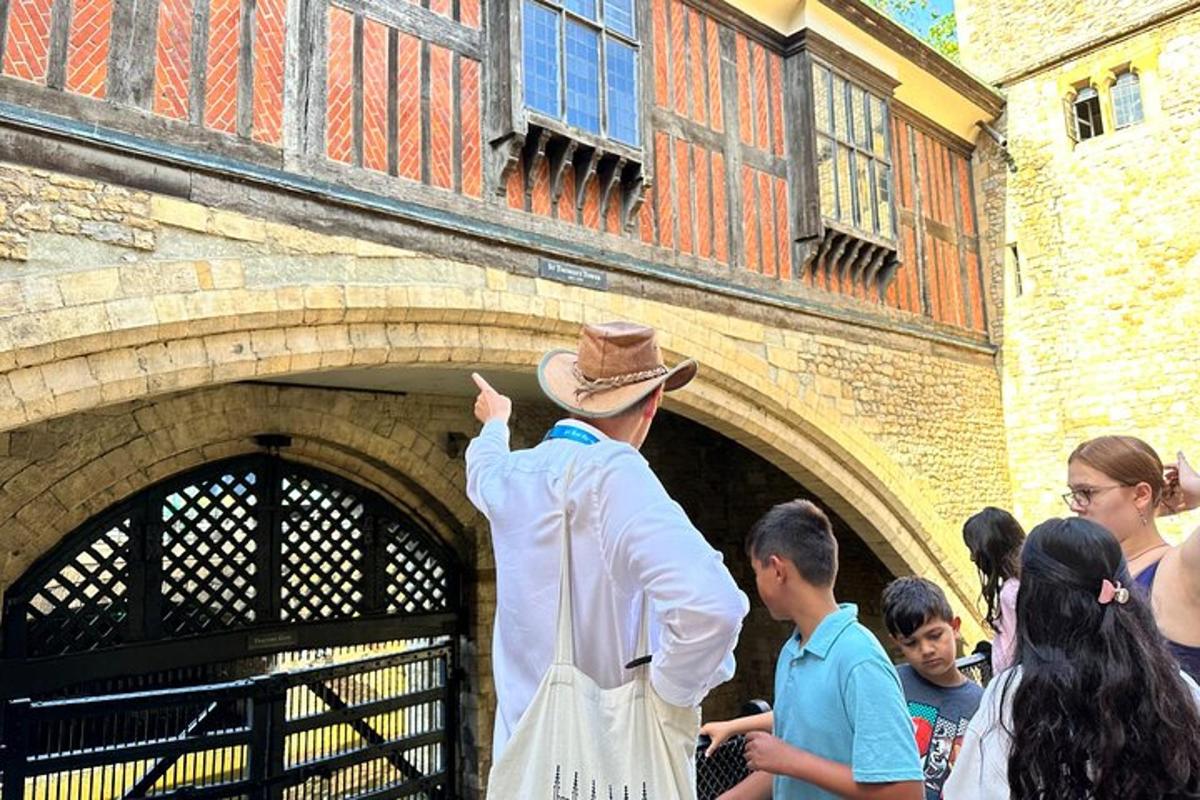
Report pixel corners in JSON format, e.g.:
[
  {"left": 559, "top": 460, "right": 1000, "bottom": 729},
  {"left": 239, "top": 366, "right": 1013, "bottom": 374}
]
[
  {"left": 944, "top": 517, "right": 1200, "bottom": 800},
  {"left": 962, "top": 507, "right": 1024, "bottom": 674}
]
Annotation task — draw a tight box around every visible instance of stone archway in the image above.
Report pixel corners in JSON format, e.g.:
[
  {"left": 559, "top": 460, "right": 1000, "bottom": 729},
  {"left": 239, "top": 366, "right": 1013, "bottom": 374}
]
[
  {"left": 0, "top": 310, "right": 982, "bottom": 640},
  {"left": 0, "top": 197, "right": 1002, "bottom": 641}
]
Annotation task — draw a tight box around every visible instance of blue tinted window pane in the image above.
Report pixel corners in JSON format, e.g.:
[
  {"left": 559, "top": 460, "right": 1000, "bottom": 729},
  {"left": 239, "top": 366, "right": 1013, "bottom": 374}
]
[
  {"left": 606, "top": 39, "right": 638, "bottom": 145},
  {"left": 565, "top": 22, "right": 601, "bottom": 133},
  {"left": 565, "top": 0, "right": 596, "bottom": 19},
  {"left": 523, "top": 1, "right": 560, "bottom": 117},
  {"left": 605, "top": 0, "right": 635, "bottom": 37}
]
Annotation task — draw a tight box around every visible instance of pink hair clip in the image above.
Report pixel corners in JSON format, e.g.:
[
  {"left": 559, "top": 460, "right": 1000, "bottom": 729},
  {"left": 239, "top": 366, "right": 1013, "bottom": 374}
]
[{"left": 1098, "top": 579, "right": 1130, "bottom": 605}]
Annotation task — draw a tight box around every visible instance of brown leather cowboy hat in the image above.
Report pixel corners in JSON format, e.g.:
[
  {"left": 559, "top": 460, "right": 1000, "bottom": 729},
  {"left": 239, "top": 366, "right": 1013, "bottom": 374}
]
[{"left": 537, "top": 322, "right": 698, "bottom": 418}]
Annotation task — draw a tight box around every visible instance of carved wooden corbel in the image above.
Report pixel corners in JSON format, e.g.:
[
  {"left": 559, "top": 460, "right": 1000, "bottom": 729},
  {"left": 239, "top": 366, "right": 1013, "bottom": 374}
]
[
  {"left": 547, "top": 136, "right": 578, "bottom": 205},
  {"left": 841, "top": 237, "right": 865, "bottom": 284},
  {"left": 492, "top": 132, "right": 526, "bottom": 197},
  {"left": 813, "top": 230, "right": 836, "bottom": 278},
  {"left": 796, "top": 237, "right": 822, "bottom": 277},
  {"left": 596, "top": 154, "right": 626, "bottom": 220},
  {"left": 621, "top": 173, "right": 648, "bottom": 232},
  {"left": 826, "top": 232, "right": 850, "bottom": 281},
  {"left": 864, "top": 245, "right": 889, "bottom": 294},
  {"left": 877, "top": 252, "right": 901, "bottom": 295},
  {"left": 521, "top": 128, "right": 552, "bottom": 193},
  {"left": 573, "top": 148, "right": 601, "bottom": 210}
]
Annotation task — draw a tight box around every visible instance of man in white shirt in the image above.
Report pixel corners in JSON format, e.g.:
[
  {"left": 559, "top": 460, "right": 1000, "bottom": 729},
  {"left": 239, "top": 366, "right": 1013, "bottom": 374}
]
[{"left": 466, "top": 321, "right": 749, "bottom": 762}]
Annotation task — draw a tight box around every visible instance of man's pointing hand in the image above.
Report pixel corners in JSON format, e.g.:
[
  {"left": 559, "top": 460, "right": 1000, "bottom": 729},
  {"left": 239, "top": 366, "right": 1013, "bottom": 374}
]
[{"left": 472, "top": 372, "right": 512, "bottom": 425}]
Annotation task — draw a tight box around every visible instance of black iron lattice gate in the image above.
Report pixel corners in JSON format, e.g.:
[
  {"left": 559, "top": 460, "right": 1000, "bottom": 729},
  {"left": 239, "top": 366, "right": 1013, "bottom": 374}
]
[
  {"left": 1, "top": 643, "right": 455, "bottom": 799},
  {"left": 0, "top": 454, "right": 464, "bottom": 799}
]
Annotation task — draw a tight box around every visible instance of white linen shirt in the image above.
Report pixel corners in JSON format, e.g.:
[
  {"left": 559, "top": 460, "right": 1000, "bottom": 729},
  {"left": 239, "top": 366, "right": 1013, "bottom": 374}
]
[
  {"left": 943, "top": 666, "right": 1200, "bottom": 799},
  {"left": 466, "top": 418, "right": 748, "bottom": 761}
]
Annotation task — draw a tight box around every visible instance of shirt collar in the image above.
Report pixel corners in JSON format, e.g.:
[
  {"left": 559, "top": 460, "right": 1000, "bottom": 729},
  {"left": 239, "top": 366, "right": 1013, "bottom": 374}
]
[
  {"left": 785, "top": 603, "right": 860, "bottom": 660},
  {"left": 558, "top": 418, "right": 609, "bottom": 441}
]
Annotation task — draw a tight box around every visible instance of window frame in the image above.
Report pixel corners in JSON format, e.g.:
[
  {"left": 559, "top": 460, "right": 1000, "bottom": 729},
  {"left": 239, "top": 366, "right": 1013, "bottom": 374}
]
[
  {"left": 811, "top": 58, "right": 897, "bottom": 243},
  {"left": 519, "top": 0, "right": 644, "bottom": 153},
  {"left": 1110, "top": 69, "right": 1144, "bottom": 131},
  {"left": 1072, "top": 84, "right": 1104, "bottom": 142}
]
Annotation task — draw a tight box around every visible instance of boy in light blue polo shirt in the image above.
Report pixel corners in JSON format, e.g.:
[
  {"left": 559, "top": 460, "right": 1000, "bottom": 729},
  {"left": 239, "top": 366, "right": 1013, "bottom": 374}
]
[{"left": 700, "top": 500, "right": 922, "bottom": 800}]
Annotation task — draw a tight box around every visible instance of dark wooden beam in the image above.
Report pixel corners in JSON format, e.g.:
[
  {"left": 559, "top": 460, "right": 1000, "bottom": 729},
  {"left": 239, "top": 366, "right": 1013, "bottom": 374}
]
[
  {"left": 238, "top": 0, "right": 257, "bottom": 138},
  {"left": 45, "top": 0, "right": 72, "bottom": 91},
  {"left": 189, "top": 0, "right": 212, "bottom": 128},
  {"left": 349, "top": 0, "right": 481, "bottom": 60}
]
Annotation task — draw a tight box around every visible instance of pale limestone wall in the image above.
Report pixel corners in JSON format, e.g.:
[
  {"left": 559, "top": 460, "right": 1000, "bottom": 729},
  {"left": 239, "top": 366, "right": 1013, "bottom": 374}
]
[
  {"left": 956, "top": 0, "right": 1184, "bottom": 83},
  {"left": 978, "top": 13, "right": 1200, "bottom": 538}
]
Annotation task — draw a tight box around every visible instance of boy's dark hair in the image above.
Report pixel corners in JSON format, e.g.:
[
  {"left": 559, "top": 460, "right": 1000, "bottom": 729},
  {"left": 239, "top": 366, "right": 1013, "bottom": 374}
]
[
  {"left": 881, "top": 576, "right": 955, "bottom": 638},
  {"left": 745, "top": 499, "right": 837, "bottom": 587}
]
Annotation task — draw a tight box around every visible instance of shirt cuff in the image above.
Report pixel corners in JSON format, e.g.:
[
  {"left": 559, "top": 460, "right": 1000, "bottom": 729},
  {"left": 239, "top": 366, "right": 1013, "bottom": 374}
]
[
  {"left": 482, "top": 418, "right": 510, "bottom": 442},
  {"left": 650, "top": 664, "right": 704, "bottom": 708}
]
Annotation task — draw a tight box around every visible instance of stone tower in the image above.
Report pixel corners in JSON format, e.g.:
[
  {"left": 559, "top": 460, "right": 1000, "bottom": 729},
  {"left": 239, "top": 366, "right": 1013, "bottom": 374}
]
[{"left": 956, "top": 0, "right": 1200, "bottom": 532}]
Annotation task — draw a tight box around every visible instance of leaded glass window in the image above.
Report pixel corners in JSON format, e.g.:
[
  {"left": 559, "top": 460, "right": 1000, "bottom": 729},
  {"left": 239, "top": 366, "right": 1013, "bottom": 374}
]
[
  {"left": 521, "top": 0, "right": 640, "bottom": 146},
  {"left": 1111, "top": 71, "right": 1143, "bottom": 130},
  {"left": 812, "top": 62, "right": 894, "bottom": 239}
]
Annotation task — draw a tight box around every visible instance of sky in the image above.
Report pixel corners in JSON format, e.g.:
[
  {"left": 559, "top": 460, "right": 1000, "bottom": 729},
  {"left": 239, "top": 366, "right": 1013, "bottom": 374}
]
[{"left": 891, "top": 0, "right": 956, "bottom": 37}]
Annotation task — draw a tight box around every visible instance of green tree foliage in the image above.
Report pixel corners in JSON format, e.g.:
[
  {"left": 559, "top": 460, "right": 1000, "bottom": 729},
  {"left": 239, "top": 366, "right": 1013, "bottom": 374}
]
[{"left": 863, "top": 0, "right": 960, "bottom": 61}]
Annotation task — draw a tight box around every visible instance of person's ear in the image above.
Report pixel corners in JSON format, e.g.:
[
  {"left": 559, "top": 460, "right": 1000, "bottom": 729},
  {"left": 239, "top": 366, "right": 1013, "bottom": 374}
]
[
  {"left": 1133, "top": 481, "right": 1155, "bottom": 513},
  {"left": 767, "top": 554, "right": 786, "bottom": 583},
  {"left": 951, "top": 616, "right": 962, "bottom": 637},
  {"left": 642, "top": 386, "right": 663, "bottom": 420}
]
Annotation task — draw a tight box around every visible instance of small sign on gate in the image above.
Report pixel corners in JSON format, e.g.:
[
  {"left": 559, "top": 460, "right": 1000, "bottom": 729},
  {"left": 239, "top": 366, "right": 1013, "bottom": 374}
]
[{"left": 248, "top": 631, "right": 299, "bottom": 651}]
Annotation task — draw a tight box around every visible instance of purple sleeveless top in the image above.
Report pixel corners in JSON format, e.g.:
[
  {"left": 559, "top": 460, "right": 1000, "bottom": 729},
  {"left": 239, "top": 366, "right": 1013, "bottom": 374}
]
[{"left": 1134, "top": 559, "right": 1200, "bottom": 682}]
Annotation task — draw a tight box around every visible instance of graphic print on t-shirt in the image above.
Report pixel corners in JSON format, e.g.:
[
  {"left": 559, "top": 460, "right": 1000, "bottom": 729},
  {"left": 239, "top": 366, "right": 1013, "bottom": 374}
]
[{"left": 909, "top": 700, "right": 969, "bottom": 799}]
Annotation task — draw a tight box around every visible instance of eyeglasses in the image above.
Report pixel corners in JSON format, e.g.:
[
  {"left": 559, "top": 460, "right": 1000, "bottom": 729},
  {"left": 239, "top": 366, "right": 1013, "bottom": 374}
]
[{"left": 1061, "top": 485, "right": 1127, "bottom": 509}]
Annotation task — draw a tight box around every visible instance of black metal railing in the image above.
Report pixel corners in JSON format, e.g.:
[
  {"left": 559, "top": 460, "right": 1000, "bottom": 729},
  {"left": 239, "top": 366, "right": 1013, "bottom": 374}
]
[
  {"left": 696, "top": 700, "right": 771, "bottom": 800},
  {"left": 0, "top": 642, "right": 455, "bottom": 800},
  {"left": 955, "top": 651, "right": 994, "bottom": 688}
]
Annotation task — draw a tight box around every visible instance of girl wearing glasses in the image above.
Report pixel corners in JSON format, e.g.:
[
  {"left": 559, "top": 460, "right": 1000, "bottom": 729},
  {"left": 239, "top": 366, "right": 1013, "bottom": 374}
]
[{"left": 1065, "top": 435, "right": 1200, "bottom": 680}]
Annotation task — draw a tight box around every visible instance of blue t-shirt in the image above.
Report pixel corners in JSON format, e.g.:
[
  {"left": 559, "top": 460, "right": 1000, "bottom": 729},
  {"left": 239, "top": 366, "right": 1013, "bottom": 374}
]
[{"left": 773, "top": 604, "right": 923, "bottom": 799}]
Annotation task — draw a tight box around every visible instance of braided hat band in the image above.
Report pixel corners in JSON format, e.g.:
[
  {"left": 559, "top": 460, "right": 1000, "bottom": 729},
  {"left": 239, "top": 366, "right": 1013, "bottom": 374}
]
[{"left": 571, "top": 363, "right": 669, "bottom": 399}]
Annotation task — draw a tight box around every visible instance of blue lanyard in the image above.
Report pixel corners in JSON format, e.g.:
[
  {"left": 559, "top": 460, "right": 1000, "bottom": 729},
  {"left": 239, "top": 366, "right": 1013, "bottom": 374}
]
[{"left": 543, "top": 424, "right": 600, "bottom": 445}]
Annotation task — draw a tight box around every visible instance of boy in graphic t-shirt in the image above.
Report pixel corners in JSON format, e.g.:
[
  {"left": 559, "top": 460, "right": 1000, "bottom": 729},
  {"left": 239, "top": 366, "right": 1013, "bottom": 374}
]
[{"left": 882, "top": 577, "right": 984, "bottom": 800}]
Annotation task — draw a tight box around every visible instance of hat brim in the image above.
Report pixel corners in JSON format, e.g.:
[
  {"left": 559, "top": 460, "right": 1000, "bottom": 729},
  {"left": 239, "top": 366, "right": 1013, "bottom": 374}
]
[{"left": 536, "top": 349, "right": 698, "bottom": 419}]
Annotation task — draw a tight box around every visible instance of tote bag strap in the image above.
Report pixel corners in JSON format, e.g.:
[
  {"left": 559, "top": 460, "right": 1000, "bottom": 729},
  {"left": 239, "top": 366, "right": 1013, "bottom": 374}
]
[{"left": 552, "top": 455, "right": 582, "bottom": 666}]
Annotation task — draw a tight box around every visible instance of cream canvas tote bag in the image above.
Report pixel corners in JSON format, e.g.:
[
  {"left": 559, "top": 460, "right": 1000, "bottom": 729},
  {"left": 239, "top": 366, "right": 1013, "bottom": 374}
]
[{"left": 486, "top": 460, "right": 700, "bottom": 799}]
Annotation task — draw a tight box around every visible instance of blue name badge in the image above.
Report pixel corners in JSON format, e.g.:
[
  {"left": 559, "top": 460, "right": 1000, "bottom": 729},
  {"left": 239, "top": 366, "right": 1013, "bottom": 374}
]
[{"left": 543, "top": 425, "right": 600, "bottom": 445}]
